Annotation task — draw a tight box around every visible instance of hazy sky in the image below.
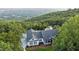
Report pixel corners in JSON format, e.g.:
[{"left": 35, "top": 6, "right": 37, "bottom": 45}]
[{"left": 0, "top": 0, "right": 78, "bottom": 8}]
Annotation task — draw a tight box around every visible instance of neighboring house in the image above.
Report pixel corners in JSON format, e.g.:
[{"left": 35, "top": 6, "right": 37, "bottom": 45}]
[{"left": 21, "top": 26, "right": 57, "bottom": 50}]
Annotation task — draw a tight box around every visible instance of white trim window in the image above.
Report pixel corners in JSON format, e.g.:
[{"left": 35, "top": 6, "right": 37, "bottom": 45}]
[
  {"left": 34, "top": 41, "right": 37, "bottom": 45},
  {"left": 29, "top": 42, "right": 33, "bottom": 46}
]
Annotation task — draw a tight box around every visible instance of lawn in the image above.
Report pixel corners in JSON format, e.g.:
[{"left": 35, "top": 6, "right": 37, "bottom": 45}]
[{"left": 26, "top": 45, "right": 53, "bottom": 51}]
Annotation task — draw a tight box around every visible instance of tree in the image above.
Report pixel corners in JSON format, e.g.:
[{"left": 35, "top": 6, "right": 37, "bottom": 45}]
[
  {"left": 0, "top": 21, "right": 24, "bottom": 51},
  {"left": 53, "top": 15, "right": 79, "bottom": 51}
]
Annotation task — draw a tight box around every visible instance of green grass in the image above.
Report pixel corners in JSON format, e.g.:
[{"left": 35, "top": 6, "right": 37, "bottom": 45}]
[
  {"left": 26, "top": 46, "right": 53, "bottom": 51},
  {"left": 35, "top": 46, "right": 52, "bottom": 51}
]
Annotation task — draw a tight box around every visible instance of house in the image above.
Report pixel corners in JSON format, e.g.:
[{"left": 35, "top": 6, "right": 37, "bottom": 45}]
[{"left": 21, "top": 26, "right": 57, "bottom": 50}]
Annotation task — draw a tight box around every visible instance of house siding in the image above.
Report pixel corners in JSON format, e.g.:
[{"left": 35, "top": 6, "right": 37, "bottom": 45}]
[
  {"left": 27, "top": 41, "right": 39, "bottom": 46},
  {"left": 27, "top": 38, "right": 45, "bottom": 46}
]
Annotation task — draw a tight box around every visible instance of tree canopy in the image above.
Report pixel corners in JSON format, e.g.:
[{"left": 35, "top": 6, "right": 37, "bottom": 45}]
[{"left": 52, "top": 15, "right": 79, "bottom": 51}]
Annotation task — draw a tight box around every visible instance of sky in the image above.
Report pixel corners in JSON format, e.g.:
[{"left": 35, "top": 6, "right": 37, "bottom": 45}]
[{"left": 0, "top": 0, "right": 78, "bottom": 8}]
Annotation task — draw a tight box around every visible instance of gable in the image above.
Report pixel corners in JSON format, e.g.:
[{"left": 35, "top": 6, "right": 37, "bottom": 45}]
[{"left": 32, "top": 31, "right": 43, "bottom": 39}]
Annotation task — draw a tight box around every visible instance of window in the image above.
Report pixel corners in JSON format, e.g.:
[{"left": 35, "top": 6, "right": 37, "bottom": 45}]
[
  {"left": 46, "top": 40, "right": 48, "bottom": 43},
  {"left": 34, "top": 41, "right": 37, "bottom": 45},
  {"left": 29, "top": 42, "right": 33, "bottom": 45}
]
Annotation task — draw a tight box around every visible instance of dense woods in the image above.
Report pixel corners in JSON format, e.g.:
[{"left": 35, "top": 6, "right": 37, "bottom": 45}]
[
  {"left": 0, "top": 8, "right": 79, "bottom": 51},
  {"left": 53, "top": 15, "right": 79, "bottom": 51},
  {"left": 0, "top": 21, "right": 24, "bottom": 50},
  {"left": 0, "top": 21, "right": 48, "bottom": 50}
]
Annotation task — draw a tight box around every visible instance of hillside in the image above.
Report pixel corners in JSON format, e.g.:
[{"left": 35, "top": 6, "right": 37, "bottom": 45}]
[
  {"left": 30, "top": 9, "right": 79, "bottom": 21},
  {"left": 29, "top": 8, "right": 79, "bottom": 26},
  {"left": 0, "top": 8, "right": 79, "bottom": 51}
]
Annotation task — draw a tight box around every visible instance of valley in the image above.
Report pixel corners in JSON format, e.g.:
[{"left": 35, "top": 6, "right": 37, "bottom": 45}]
[{"left": 0, "top": 8, "right": 79, "bottom": 51}]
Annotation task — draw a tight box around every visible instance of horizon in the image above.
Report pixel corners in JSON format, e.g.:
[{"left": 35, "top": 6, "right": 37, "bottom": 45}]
[{"left": 0, "top": 8, "right": 68, "bottom": 19}]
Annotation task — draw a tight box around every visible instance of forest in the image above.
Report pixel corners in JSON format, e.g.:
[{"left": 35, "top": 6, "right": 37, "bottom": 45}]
[{"left": 0, "top": 8, "right": 79, "bottom": 51}]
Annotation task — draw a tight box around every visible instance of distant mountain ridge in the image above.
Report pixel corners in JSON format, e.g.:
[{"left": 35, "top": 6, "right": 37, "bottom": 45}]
[
  {"left": 0, "top": 8, "right": 67, "bottom": 20},
  {"left": 29, "top": 8, "right": 78, "bottom": 21}
]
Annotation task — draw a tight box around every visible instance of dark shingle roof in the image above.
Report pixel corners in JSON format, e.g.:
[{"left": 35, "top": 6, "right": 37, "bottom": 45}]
[
  {"left": 26, "top": 29, "right": 33, "bottom": 41},
  {"left": 42, "top": 30, "right": 57, "bottom": 43},
  {"left": 26, "top": 29, "right": 57, "bottom": 42},
  {"left": 21, "top": 29, "right": 57, "bottom": 48}
]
